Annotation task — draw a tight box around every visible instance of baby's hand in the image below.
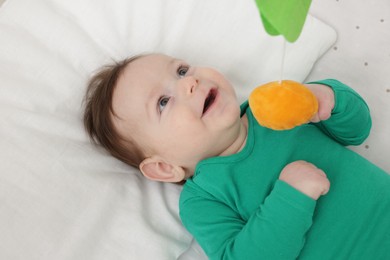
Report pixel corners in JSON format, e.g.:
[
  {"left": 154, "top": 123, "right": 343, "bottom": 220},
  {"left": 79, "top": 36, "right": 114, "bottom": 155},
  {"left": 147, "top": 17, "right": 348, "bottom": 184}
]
[
  {"left": 279, "top": 161, "right": 330, "bottom": 200},
  {"left": 305, "top": 84, "right": 335, "bottom": 123}
]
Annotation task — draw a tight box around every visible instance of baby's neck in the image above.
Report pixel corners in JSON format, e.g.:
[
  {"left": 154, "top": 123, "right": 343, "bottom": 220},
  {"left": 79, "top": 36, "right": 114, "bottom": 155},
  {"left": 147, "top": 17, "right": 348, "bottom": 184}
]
[
  {"left": 236, "top": 115, "right": 248, "bottom": 153},
  {"left": 219, "top": 114, "right": 248, "bottom": 156}
]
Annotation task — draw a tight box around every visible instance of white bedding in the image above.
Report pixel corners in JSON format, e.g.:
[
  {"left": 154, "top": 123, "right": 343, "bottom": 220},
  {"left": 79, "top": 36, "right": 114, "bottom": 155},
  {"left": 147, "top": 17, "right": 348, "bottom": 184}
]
[{"left": 0, "top": 0, "right": 388, "bottom": 259}]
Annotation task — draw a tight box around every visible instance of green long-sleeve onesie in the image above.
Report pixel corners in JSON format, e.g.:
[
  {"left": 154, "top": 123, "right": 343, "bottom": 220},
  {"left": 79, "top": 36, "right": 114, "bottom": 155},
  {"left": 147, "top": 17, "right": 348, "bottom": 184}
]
[{"left": 179, "top": 79, "right": 390, "bottom": 259}]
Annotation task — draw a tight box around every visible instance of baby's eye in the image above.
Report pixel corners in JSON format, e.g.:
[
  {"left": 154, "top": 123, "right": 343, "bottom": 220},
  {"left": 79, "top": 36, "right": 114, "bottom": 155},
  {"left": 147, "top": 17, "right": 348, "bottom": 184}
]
[
  {"left": 158, "top": 96, "right": 170, "bottom": 113},
  {"left": 177, "top": 65, "right": 189, "bottom": 78}
]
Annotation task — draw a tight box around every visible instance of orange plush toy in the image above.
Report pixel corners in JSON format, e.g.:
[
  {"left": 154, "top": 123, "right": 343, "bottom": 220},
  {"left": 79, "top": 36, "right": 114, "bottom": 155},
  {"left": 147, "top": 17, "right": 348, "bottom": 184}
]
[{"left": 248, "top": 80, "right": 318, "bottom": 130}]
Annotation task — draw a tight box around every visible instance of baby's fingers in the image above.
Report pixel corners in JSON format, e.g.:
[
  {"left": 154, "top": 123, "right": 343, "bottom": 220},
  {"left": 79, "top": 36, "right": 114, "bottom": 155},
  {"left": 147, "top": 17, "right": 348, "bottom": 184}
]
[
  {"left": 321, "top": 178, "right": 331, "bottom": 196},
  {"left": 306, "top": 83, "right": 335, "bottom": 123},
  {"left": 317, "top": 100, "right": 332, "bottom": 121},
  {"left": 310, "top": 113, "right": 320, "bottom": 123}
]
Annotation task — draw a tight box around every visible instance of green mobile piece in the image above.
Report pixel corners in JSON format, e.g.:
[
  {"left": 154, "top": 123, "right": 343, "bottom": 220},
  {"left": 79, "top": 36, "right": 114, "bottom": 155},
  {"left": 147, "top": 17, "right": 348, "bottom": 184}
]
[{"left": 254, "top": 0, "right": 312, "bottom": 42}]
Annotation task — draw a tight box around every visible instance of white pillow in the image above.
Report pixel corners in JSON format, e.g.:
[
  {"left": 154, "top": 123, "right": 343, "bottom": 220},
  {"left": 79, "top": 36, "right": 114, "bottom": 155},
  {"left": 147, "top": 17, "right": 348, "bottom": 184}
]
[{"left": 0, "top": 0, "right": 336, "bottom": 259}]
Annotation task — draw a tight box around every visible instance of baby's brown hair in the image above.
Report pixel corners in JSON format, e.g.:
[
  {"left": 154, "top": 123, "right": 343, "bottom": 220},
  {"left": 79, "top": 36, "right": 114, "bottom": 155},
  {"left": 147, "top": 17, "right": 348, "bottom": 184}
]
[{"left": 83, "top": 55, "right": 145, "bottom": 168}]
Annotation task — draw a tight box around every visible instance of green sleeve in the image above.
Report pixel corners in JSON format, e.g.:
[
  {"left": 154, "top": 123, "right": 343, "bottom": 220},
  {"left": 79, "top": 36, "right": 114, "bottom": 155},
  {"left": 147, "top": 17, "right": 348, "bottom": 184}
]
[
  {"left": 180, "top": 180, "right": 316, "bottom": 259},
  {"left": 308, "top": 79, "right": 372, "bottom": 146}
]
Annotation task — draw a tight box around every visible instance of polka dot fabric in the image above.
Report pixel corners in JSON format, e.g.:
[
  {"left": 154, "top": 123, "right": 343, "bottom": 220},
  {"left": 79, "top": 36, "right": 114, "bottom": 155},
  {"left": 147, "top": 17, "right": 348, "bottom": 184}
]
[{"left": 307, "top": 0, "right": 390, "bottom": 172}]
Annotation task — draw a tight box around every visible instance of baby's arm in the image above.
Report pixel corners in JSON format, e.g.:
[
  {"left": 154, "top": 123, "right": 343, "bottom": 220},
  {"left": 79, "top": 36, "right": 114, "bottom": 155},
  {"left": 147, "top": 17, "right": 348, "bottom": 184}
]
[
  {"left": 306, "top": 79, "right": 371, "bottom": 145},
  {"left": 180, "top": 178, "right": 317, "bottom": 259}
]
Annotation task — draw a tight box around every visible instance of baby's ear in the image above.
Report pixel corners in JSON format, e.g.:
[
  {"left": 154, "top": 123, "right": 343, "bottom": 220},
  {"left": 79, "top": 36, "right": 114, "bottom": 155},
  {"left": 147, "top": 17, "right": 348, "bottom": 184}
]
[{"left": 139, "top": 156, "right": 185, "bottom": 183}]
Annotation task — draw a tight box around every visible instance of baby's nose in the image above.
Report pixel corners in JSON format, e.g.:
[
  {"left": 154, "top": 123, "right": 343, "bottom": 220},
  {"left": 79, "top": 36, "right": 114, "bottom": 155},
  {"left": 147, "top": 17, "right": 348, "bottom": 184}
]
[{"left": 179, "top": 76, "right": 198, "bottom": 96}]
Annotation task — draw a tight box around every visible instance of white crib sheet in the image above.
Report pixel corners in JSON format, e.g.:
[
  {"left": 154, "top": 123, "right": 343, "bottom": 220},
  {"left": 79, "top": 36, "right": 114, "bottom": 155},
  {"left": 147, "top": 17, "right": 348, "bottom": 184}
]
[{"left": 1, "top": 0, "right": 388, "bottom": 259}]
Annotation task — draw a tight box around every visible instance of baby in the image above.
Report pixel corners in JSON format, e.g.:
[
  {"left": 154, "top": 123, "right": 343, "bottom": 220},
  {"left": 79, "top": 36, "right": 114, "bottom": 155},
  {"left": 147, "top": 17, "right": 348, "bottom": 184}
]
[{"left": 84, "top": 53, "right": 390, "bottom": 259}]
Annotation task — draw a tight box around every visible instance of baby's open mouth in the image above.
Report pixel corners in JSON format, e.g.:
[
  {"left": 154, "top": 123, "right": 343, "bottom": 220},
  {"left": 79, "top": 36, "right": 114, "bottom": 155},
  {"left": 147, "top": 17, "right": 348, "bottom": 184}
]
[{"left": 203, "top": 89, "right": 217, "bottom": 115}]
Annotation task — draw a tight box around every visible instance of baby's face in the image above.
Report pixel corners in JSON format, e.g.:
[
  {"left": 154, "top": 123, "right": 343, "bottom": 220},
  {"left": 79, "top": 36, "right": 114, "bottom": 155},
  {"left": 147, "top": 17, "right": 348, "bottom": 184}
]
[{"left": 112, "top": 54, "right": 242, "bottom": 174}]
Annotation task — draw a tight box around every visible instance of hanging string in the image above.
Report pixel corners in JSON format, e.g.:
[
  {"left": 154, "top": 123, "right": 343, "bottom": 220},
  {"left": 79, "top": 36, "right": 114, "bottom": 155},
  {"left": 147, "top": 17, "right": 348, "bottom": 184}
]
[{"left": 279, "top": 39, "right": 287, "bottom": 85}]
